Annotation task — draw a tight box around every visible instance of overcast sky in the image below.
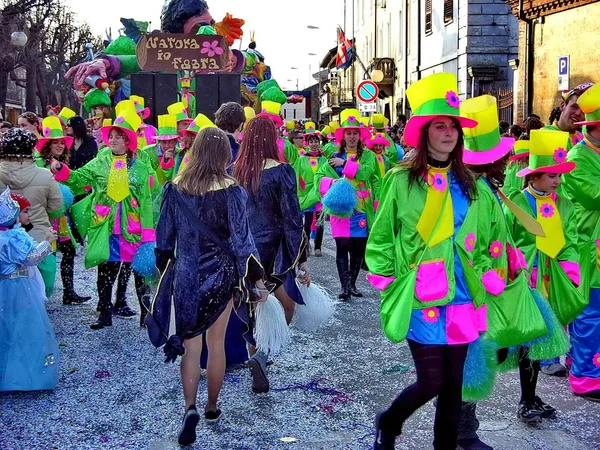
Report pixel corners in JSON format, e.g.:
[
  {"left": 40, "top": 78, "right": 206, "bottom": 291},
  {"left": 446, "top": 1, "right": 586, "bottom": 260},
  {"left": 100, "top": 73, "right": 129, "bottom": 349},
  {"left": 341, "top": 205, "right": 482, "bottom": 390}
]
[{"left": 67, "top": 0, "right": 346, "bottom": 91}]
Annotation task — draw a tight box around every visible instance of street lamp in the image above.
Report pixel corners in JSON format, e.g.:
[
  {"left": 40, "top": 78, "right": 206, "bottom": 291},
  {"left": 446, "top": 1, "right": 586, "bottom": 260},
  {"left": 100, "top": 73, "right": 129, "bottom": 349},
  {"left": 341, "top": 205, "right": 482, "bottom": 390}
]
[{"left": 11, "top": 32, "right": 28, "bottom": 49}]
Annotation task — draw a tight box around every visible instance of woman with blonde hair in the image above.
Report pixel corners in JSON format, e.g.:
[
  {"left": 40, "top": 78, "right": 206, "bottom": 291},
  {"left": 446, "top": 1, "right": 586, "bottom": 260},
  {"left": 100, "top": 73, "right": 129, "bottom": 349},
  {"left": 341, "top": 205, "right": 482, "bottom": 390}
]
[{"left": 153, "top": 127, "right": 267, "bottom": 445}]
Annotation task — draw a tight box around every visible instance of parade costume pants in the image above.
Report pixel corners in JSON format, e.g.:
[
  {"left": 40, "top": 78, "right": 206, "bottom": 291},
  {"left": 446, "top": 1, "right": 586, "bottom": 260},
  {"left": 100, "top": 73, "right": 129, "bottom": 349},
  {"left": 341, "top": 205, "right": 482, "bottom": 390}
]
[
  {"left": 519, "top": 347, "right": 540, "bottom": 403},
  {"left": 334, "top": 237, "right": 367, "bottom": 290},
  {"left": 96, "top": 262, "right": 147, "bottom": 313},
  {"left": 303, "top": 211, "right": 324, "bottom": 251},
  {"left": 380, "top": 339, "right": 469, "bottom": 450},
  {"left": 57, "top": 241, "right": 77, "bottom": 296}
]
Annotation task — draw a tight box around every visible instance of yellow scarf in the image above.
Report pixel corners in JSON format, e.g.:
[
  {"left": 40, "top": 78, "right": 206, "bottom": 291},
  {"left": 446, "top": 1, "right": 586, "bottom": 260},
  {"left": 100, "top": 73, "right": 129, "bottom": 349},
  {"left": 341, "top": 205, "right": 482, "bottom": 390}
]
[
  {"left": 178, "top": 150, "right": 190, "bottom": 175},
  {"left": 416, "top": 165, "right": 454, "bottom": 247},
  {"left": 527, "top": 187, "right": 565, "bottom": 259},
  {"left": 375, "top": 153, "right": 386, "bottom": 178},
  {"left": 106, "top": 155, "right": 130, "bottom": 203}
]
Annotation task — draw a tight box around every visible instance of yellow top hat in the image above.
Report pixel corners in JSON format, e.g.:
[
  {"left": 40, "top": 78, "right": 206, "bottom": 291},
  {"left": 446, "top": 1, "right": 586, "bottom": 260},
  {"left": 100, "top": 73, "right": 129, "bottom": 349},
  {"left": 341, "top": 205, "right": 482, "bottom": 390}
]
[
  {"left": 180, "top": 78, "right": 191, "bottom": 88},
  {"left": 575, "top": 82, "right": 600, "bottom": 126},
  {"left": 115, "top": 99, "right": 136, "bottom": 117},
  {"left": 510, "top": 139, "right": 530, "bottom": 161},
  {"left": 257, "top": 100, "right": 283, "bottom": 127},
  {"left": 460, "top": 95, "right": 514, "bottom": 165},
  {"left": 36, "top": 116, "right": 74, "bottom": 150},
  {"left": 321, "top": 125, "right": 332, "bottom": 137},
  {"left": 167, "top": 102, "right": 193, "bottom": 123},
  {"left": 517, "top": 130, "right": 575, "bottom": 177},
  {"left": 285, "top": 120, "right": 296, "bottom": 131},
  {"left": 335, "top": 108, "right": 371, "bottom": 142},
  {"left": 129, "top": 95, "right": 151, "bottom": 119},
  {"left": 244, "top": 106, "right": 256, "bottom": 123},
  {"left": 184, "top": 113, "right": 217, "bottom": 135},
  {"left": 404, "top": 72, "right": 477, "bottom": 147},
  {"left": 102, "top": 119, "right": 113, "bottom": 127},
  {"left": 328, "top": 121, "right": 340, "bottom": 131},
  {"left": 303, "top": 121, "right": 319, "bottom": 135},
  {"left": 154, "top": 114, "right": 180, "bottom": 140},
  {"left": 58, "top": 107, "right": 76, "bottom": 125},
  {"left": 358, "top": 117, "right": 370, "bottom": 128},
  {"left": 101, "top": 108, "right": 142, "bottom": 151},
  {"left": 370, "top": 113, "right": 389, "bottom": 129}
]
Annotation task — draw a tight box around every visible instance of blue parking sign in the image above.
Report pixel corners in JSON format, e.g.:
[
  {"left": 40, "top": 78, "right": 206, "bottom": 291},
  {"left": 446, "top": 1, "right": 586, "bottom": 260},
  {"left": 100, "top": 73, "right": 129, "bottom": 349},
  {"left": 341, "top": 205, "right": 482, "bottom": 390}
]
[{"left": 558, "top": 56, "right": 569, "bottom": 76}]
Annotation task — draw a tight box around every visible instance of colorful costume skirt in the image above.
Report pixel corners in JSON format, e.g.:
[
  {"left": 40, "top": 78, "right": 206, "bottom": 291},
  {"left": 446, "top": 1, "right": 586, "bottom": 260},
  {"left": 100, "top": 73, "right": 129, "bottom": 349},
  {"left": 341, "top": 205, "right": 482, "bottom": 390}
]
[
  {"left": 569, "top": 288, "right": 600, "bottom": 394},
  {"left": 330, "top": 210, "right": 368, "bottom": 239}
]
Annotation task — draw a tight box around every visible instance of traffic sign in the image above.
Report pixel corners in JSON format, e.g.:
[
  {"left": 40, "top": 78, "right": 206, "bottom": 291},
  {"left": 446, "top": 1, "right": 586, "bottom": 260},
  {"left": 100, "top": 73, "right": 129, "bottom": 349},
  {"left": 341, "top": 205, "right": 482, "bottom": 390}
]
[
  {"left": 358, "top": 102, "right": 377, "bottom": 113},
  {"left": 558, "top": 56, "right": 569, "bottom": 91},
  {"left": 357, "top": 80, "right": 379, "bottom": 103}
]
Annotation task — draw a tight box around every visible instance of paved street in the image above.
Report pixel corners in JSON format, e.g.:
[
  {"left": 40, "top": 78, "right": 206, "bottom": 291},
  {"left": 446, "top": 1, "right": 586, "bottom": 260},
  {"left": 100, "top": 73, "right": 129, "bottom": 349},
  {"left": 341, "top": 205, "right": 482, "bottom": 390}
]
[{"left": 1, "top": 231, "right": 599, "bottom": 450}]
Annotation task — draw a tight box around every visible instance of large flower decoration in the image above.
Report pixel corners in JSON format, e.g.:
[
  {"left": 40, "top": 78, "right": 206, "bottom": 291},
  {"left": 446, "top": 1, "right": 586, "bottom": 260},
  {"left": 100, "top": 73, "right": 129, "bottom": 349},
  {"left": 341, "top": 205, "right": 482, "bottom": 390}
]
[
  {"left": 553, "top": 147, "right": 566, "bottom": 163},
  {"left": 358, "top": 219, "right": 367, "bottom": 228},
  {"left": 114, "top": 160, "right": 125, "bottom": 170},
  {"left": 43, "top": 127, "right": 52, "bottom": 137},
  {"left": 309, "top": 159, "right": 318, "bottom": 167},
  {"left": 593, "top": 353, "right": 600, "bottom": 368},
  {"left": 489, "top": 240, "right": 503, "bottom": 258},
  {"left": 540, "top": 203, "right": 555, "bottom": 219},
  {"left": 114, "top": 117, "right": 125, "bottom": 125},
  {"left": 422, "top": 307, "right": 440, "bottom": 324},
  {"left": 430, "top": 173, "right": 448, "bottom": 192},
  {"left": 446, "top": 91, "right": 460, "bottom": 109},
  {"left": 130, "top": 198, "right": 139, "bottom": 209},
  {"left": 200, "top": 40, "right": 224, "bottom": 58},
  {"left": 465, "top": 232, "right": 476, "bottom": 252},
  {"left": 376, "top": 155, "right": 384, "bottom": 163}
]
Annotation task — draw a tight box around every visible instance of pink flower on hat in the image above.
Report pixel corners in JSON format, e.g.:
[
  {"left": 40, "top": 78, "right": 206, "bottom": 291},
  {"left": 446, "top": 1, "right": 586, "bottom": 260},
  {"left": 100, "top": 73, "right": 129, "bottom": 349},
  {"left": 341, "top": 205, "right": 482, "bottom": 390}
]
[
  {"left": 540, "top": 203, "right": 555, "bottom": 218},
  {"left": 446, "top": 91, "right": 460, "bottom": 109},
  {"left": 465, "top": 232, "right": 476, "bottom": 252},
  {"left": 347, "top": 116, "right": 357, "bottom": 123},
  {"left": 554, "top": 147, "right": 566, "bottom": 163},
  {"left": 43, "top": 127, "right": 51, "bottom": 137},
  {"left": 114, "top": 117, "right": 125, "bottom": 125},
  {"left": 430, "top": 173, "right": 447, "bottom": 192},
  {"left": 422, "top": 307, "right": 440, "bottom": 324},
  {"left": 489, "top": 240, "right": 503, "bottom": 258},
  {"left": 593, "top": 353, "right": 600, "bottom": 368},
  {"left": 201, "top": 40, "right": 224, "bottom": 58}
]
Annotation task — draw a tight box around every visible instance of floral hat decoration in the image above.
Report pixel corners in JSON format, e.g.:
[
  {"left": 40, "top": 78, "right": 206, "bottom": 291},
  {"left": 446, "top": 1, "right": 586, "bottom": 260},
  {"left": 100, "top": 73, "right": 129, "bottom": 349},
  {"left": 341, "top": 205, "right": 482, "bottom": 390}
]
[
  {"left": 129, "top": 95, "right": 151, "bottom": 120},
  {"left": 403, "top": 72, "right": 477, "bottom": 147},
  {"left": 154, "top": 115, "right": 181, "bottom": 141},
  {"left": 574, "top": 82, "right": 600, "bottom": 127},
  {"left": 334, "top": 108, "right": 372, "bottom": 143},
  {"left": 510, "top": 140, "right": 530, "bottom": 161},
  {"left": 516, "top": 129, "right": 575, "bottom": 177},
  {"left": 36, "top": 116, "right": 74, "bottom": 150},
  {"left": 303, "top": 121, "right": 320, "bottom": 139},
  {"left": 365, "top": 132, "right": 391, "bottom": 150},
  {"left": 459, "top": 95, "right": 514, "bottom": 165},
  {"left": 101, "top": 108, "right": 142, "bottom": 151}
]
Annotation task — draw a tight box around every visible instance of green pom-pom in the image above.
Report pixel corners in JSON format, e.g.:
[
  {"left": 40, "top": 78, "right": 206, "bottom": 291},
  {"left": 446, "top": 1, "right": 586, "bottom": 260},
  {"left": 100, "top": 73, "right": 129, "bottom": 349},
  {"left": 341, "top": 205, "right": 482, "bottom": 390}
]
[
  {"left": 261, "top": 87, "right": 287, "bottom": 104},
  {"left": 105, "top": 35, "right": 137, "bottom": 56},
  {"left": 256, "top": 79, "right": 281, "bottom": 98},
  {"left": 462, "top": 334, "right": 498, "bottom": 402},
  {"left": 196, "top": 25, "right": 217, "bottom": 35},
  {"left": 526, "top": 289, "right": 571, "bottom": 361},
  {"left": 497, "top": 346, "right": 520, "bottom": 372},
  {"left": 84, "top": 88, "right": 111, "bottom": 112}
]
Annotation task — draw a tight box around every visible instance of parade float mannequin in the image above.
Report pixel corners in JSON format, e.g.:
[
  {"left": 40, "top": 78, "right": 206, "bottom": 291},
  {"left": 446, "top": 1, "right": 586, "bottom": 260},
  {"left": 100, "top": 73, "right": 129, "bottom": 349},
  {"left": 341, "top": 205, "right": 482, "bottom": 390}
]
[
  {"left": 0, "top": 187, "right": 60, "bottom": 392},
  {"left": 51, "top": 108, "right": 156, "bottom": 330},
  {"left": 315, "top": 108, "right": 378, "bottom": 300},
  {"left": 84, "top": 88, "right": 112, "bottom": 147},
  {"left": 293, "top": 121, "right": 328, "bottom": 257},
  {"left": 501, "top": 140, "right": 529, "bottom": 196},
  {"left": 130, "top": 95, "right": 157, "bottom": 149},
  {"left": 34, "top": 116, "right": 91, "bottom": 305},
  {"left": 178, "top": 77, "right": 196, "bottom": 118},
  {"left": 160, "top": 113, "right": 216, "bottom": 181},
  {"left": 561, "top": 82, "right": 600, "bottom": 401}
]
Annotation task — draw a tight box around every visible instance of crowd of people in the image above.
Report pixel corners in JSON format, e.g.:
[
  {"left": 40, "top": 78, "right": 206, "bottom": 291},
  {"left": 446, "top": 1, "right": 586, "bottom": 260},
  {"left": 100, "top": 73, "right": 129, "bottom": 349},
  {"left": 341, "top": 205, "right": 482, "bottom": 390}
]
[{"left": 1, "top": 74, "right": 599, "bottom": 450}]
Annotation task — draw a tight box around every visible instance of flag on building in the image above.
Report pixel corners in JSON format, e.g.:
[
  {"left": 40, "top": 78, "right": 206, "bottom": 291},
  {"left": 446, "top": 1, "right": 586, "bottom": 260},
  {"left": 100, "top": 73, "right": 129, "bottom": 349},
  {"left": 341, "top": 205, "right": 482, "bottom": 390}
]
[{"left": 336, "top": 27, "right": 353, "bottom": 69}]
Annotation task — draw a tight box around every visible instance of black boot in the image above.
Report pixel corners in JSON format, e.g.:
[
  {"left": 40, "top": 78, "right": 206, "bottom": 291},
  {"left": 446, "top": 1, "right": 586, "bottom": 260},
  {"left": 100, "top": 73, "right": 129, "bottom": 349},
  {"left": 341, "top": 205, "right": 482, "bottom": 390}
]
[
  {"left": 349, "top": 256, "right": 364, "bottom": 298},
  {"left": 114, "top": 265, "right": 137, "bottom": 317},
  {"left": 336, "top": 258, "right": 350, "bottom": 300},
  {"left": 91, "top": 291, "right": 113, "bottom": 330},
  {"left": 61, "top": 254, "right": 91, "bottom": 304}
]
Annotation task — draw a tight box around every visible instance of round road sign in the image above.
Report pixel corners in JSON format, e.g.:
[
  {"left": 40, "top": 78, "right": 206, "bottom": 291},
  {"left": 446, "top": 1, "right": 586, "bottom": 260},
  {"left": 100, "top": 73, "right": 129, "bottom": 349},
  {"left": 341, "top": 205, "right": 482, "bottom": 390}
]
[{"left": 356, "top": 80, "right": 379, "bottom": 103}]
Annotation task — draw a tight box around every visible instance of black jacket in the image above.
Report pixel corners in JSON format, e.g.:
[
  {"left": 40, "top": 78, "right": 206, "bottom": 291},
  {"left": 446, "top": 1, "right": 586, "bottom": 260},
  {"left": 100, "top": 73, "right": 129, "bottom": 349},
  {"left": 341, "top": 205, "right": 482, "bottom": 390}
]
[{"left": 70, "top": 137, "right": 98, "bottom": 170}]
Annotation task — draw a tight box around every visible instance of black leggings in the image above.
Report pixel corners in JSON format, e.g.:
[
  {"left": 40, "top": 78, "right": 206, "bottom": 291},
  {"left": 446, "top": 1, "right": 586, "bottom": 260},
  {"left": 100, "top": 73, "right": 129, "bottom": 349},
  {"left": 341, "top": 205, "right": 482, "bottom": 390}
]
[
  {"left": 303, "top": 211, "right": 324, "bottom": 251},
  {"left": 334, "top": 237, "right": 367, "bottom": 285},
  {"left": 57, "top": 240, "right": 76, "bottom": 295},
  {"left": 96, "top": 262, "right": 147, "bottom": 313},
  {"left": 519, "top": 347, "right": 540, "bottom": 403},
  {"left": 380, "top": 339, "right": 469, "bottom": 450}
]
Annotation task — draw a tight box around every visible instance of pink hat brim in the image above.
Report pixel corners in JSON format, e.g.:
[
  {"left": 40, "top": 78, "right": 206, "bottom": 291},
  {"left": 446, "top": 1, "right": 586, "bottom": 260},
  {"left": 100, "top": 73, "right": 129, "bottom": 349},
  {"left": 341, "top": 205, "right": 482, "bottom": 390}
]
[
  {"left": 334, "top": 126, "right": 372, "bottom": 143},
  {"left": 102, "top": 126, "right": 138, "bottom": 151},
  {"left": 178, "top": 119, "right": 194, "bottom": 126},
  {"left": 516, "top": 161, "right": 576, "bottom": 177},
  {"left": 403, "top": 115, "right": 478, "bottom": 147},
  {"left": 256, "top": 112, "right": 283, "bottom": 128},
  {"left": 137, "top": 107, "right": 150, "bottom": 120},
  {"left": 179, "top": 129, "right": 198, "bottom": 137},
  {"left": 463, "top": 137, "right": 515, "bottom": 165},
  {"left": 36, "top": 136, "right": 74, "bottom": 151},
  {"left": 303, "top": 131, "right": 321, "bottom": 139},
  {"left": 154, "top": 135, "right": 181, "bottom": 141},
  {"left": 366, "top": 137, "right": 391, "bottom": 149},
  {"left": 509, "top": 152, "right": 530, "bottom": 161},
  {"left": 574, "top": 120, "right": 600, "bottom": 127}
]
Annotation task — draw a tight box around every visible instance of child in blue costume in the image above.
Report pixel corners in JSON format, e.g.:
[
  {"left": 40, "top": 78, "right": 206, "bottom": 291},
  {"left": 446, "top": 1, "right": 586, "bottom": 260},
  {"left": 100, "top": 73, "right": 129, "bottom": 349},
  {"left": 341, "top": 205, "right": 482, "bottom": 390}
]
[{"left": 0, "top": 187, "right": 60, "bottom": 391}]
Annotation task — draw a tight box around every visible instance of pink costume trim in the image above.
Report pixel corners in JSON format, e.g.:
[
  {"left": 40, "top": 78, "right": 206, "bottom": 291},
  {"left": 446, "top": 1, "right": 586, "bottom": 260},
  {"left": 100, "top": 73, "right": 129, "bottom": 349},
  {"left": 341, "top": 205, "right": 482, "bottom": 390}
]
[
  {"left": 319, "top": 177, "right": 335, "bottom": 196},
  {"left": 481, "top": 269, "right": 506, "bottom": 296},
  {"left": 569, "top": 372, "right": 600, "bottom": 394},
  {"left": 366, "top": 273, "right": 395, "bottom": 290},
  {"left": 54, "top": 164, "right": 71, "bottom": 182},
  {"left": 149, "top": 175, "right": 155, "bottom": 190},
  {"left": 506, "top": 242, "right": 527, "bottom": 279},
  {"left": 445, "top": 303, "right": 487, "bottom": 344},
  {"left": 531, "top": 267, "right": 538, "bottom": 289},
  {"left": 141, "top": 228, "right": 156, "bottom": 243},
  {"left": 145, "top": 125, "right": 157, "bottom": 146},
  {"left": 83, "top": 185, "right": 92, "bottom": 192},
  {"left": 95, "top": 204, "right": 111, "bottom": 216},
  {"left": 160, "top": 156, "right": 175, "bottom": 170},
  {"left": 374, "top": 200, "right": 379, "bottom": 212},
  {"left": 559, "top": 260, "right": 581, "bottom": 287},
  {"left": 342, "top": 159, "right": 360, "bottom": 179}
]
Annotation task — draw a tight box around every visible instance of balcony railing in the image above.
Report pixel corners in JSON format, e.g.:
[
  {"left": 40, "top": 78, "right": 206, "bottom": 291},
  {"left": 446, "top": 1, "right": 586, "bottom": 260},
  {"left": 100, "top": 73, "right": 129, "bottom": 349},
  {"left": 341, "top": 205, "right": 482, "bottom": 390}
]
[{"left": 367, "top": 57, "right": 396, "bottom": 85}]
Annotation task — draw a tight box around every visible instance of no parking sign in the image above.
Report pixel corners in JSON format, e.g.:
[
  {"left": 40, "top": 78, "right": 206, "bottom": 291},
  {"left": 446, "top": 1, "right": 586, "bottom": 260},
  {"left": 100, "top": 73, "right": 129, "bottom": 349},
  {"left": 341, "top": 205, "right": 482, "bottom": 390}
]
[{"left": 356, "top": 80, "right": 379, "bottom": 103}]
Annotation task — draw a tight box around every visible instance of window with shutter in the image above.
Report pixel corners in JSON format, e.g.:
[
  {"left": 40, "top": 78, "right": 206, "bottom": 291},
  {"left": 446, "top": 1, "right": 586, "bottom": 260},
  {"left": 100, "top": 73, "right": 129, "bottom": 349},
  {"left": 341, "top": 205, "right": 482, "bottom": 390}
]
[
  {"left": 444, "top": 0, "right": 454, "bottom": 24},
  {"left": 425, "top": 0, "right": 433, "bottom": 35}
]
